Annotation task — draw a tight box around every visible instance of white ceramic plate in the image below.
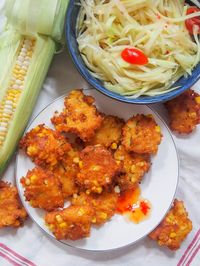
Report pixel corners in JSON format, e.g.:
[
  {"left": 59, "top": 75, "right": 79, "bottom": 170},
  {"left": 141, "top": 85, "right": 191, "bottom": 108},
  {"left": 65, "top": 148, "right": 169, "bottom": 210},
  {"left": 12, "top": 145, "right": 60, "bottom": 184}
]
[{"left": 16, "top": 89, "right": 179, "bottom": 251}]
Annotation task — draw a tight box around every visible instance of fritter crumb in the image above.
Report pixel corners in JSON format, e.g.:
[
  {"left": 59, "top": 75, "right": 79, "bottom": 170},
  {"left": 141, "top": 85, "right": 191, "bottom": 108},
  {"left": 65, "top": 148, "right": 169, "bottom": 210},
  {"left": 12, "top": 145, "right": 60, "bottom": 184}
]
[
  {"left": 87, "top": 115, "right": 124, "bottom": 148},
  {"left": 51, "top": 89, "right": 103, "bottom": 141},
  {"left": 45, "top": 205, "right": 93, "bottom": 240},
  {"left": 72, "top": 191, "right": 118, "bottom": 225},
  {"left": 20, "top": 167, "right": 64, "bottom": 211},
  {"left": 114, "top": 145, "right": 151, "bottom": 191},
  {"left": 165, "top": 89, "right": 200, "bottom": 134},
  {"left": 0, "top": 181, "right": 27, "bottom": 228},
  {"left": 122, "top": 114, "right": 162, "bottom": 154},
  {"left": 76, "top": 145, "right": 121, "bottom": 193},
  {"left": 20, "top": 124, "right": 71, "bottom": 168},
  {"left": 149, "top": 199, "right": 193, "bottom": 250}
]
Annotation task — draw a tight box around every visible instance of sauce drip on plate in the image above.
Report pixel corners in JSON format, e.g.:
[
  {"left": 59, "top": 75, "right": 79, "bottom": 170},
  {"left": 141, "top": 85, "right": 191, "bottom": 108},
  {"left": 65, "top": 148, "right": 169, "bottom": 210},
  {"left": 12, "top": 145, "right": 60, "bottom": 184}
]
[{"left": 117, "top": 186, "right": 151, "bottom": 223}]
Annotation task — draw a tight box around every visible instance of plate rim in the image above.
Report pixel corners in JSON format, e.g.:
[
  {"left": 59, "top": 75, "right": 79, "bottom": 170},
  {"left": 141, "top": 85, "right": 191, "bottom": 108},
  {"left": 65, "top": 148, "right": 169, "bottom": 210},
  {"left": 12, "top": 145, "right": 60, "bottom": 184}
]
[{"left": 15, "top": 89, "right": 180, "bottom": 252}]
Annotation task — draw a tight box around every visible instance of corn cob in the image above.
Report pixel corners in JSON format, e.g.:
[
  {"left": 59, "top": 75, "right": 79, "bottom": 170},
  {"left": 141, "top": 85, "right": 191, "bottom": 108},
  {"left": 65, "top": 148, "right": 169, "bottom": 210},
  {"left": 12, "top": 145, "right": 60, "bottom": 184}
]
[
  {"left": 0, "top": 32, "right": 55, "bottom": 173},
  {"left": 0, "top": 0, "right": 69, "bottom": 175}
]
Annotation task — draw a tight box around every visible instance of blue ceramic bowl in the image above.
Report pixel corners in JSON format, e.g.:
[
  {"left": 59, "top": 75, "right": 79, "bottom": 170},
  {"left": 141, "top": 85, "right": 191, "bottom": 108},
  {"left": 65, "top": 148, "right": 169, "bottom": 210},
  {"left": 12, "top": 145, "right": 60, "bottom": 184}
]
[{"left": 65, "top": 0, "right": 200, "bottom": 104}]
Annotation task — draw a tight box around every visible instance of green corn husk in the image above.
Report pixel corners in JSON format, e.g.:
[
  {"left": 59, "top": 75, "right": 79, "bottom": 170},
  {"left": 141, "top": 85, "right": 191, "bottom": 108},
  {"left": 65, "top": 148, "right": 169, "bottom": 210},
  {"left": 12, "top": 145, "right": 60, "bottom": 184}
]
[
  {"left": 0, "top": 0, "right": 68, "bottom": 175},
  {"left": 5, "top": 0, "right": 69, "bottom": 41}
]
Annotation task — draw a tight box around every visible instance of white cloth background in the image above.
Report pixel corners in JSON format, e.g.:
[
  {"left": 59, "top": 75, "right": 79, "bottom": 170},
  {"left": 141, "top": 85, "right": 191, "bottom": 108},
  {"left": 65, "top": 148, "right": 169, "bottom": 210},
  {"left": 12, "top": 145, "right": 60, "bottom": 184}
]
[{"left": 0, "top": 1, "right": 200, "bottom": 265}]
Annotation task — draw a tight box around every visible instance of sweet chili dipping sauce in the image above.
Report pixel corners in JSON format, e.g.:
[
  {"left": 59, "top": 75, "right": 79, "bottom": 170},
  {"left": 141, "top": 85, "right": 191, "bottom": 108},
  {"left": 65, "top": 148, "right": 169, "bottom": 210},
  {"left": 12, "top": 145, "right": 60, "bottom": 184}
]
[{"left": 116, "top": 185, "right": 151, "bottom": 223}]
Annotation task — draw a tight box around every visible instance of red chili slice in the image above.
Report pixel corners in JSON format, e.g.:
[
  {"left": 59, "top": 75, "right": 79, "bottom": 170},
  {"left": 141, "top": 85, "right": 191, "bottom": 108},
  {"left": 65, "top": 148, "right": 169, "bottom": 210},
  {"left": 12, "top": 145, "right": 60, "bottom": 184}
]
[
  {"left": 121, "top": 48, "right": 149, "bottom": 65},
  {"left": 185, "top": 6, "right": 200, "bottom": 34}
]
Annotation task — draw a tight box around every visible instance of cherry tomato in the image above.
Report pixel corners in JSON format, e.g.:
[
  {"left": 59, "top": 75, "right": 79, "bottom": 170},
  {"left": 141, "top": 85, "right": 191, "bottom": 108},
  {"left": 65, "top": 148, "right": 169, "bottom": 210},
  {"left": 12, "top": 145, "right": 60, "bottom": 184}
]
[
  {"left": 185, "top": 6, "right": 200, "bottom": 34},
  {"left": 121, "top": 48, "right": 148, "bottom": 65}
]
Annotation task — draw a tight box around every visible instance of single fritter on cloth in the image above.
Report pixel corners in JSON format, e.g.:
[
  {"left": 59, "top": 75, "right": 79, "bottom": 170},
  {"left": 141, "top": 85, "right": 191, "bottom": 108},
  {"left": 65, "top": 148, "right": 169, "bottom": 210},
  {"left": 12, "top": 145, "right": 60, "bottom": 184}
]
[
  {"left": 165, "top": 89, "right": 200, "bottom": 134},
  {"left": 149, "top": 199, "right": 193, "bottom": 250},
  {"left": 0, "top": 181, "right": 27, "bottom": 228}
]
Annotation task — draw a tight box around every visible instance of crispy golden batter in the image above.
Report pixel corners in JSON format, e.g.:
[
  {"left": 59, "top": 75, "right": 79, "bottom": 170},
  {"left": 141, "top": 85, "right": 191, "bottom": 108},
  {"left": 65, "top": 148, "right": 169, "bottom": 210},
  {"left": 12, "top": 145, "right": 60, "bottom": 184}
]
[
  {"left": 0, "top": 181, "right": 27, "bottom": 228},
  {"left": 76, "top": 145, "right": 121, "bottom": 193},
  {"left": 165, "top": 89, "right": 200, "bottom": 134},
  {"left": 114, "top": 145, "right": 151, "bottom": 191},
  {"left": 87, "top": 115, "right": 124, "bottom": 148},
  {"left": 72, "top": 191, "right": 118, "bottom": 225},
  {"left": 149, "top": 199, "right": 193, "bottom": 250},
  {"left": 51, "top": 90, "right": 103, "bottom": 141},
  {"left": 45, "top": 205, "right": 93, "bottom": 240},
  {"left": 20, "top": 124, "right": 71, "bottom": 168},
  {"left": 122, "top": 114, "right": 162, "bottom": 154},
  {"left": 52, "top": 148, "right": 79, "bottom": 199},
  {"left": 20, "top": 167, "right": 64, "bottom": 211}
]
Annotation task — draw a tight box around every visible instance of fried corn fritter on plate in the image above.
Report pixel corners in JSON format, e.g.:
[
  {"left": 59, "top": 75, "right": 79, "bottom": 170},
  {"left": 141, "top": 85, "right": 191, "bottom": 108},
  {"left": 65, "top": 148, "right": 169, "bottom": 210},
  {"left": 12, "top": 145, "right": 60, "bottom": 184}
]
[
  {"left": 0, "top": 181, "right": 27, "bottom": 228},
  {"left": 51, "top": 90, "right": 103, "bottom": 141},
  {"left": 165, "top": 89, "right": 200, "bottom": 134},
  {"left": 52, "top": 148, "right": 79, "bottom": 199},
  {"left": 45, "top": 205, "right": 93, "bottom": 240},
  {"left": 114, "top": 145, "right": 151, "bottom": 191},
  {"left": 149, "top": 199, "right": 193, "bottom": 250},
  {"left": 76, "top": 145, "right": 121, "bottom": 193},
  {"left": 122, "top": 114, "right": 162, "bottom": 154},
  {"left": 72, "top": 191, "right": 118, "bottom": 225},
  {"left": 20, "top": 124, "right": 71, "bottom": 168},
  {"left": 20, "top": 167, "right": 64, "bottom": 211},
  {"left": 87, "top": 115, "right": 124, "bottom": 148}
]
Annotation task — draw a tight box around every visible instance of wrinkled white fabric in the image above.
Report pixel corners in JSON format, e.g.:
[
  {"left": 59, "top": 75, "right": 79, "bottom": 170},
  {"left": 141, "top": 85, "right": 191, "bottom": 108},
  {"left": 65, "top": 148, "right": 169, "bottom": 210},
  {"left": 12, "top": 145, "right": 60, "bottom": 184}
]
[{"left": 0, "top": 1, "right": 200, "bottom": 265}]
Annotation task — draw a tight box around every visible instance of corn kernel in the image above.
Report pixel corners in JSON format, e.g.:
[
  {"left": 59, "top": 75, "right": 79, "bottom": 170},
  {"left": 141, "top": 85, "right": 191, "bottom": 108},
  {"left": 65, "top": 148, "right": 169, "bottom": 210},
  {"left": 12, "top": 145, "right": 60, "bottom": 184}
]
[
  {"left": 189, "top": 112, "right": 196, "bottom": 118},
  {"left": 73, "top": 157, "right": 80, "bottom": 164},
  {"left": 170, "top": 232, "right": 177, "bottom": 238},
  {"left": 195, "top": 96, "right": 200, "bottom": 104},
  {"left": 131, "top": 177, "right": 136, "bottom": 183},
  {"left": 99, "top": 212, "right": 107, "bottom": 220},
  {"left": 155, "top": 126, "right": 161, "bottom": 133},
  {"left": 86, "top": 190, "right": 90, "bottom": 195},
  {"left": 137, "top": 162, "right": 144, "bottom": 167},
  {"left": 116, "top": 160, "right": 121, "bottom": 165},
  {"left": 77, "top": 208, "right": 85, "bottom": 216},
  {"left": 48, "top": 224, "right": 55, "bottom": 231},
  {"left": 19, "top": 70, "right": 26, "bottom": 75},
  {"left": 73, "top": 193, "right": 78, "bottom": 199},
  {"left": 59, "top": 222, "right": 67, "bottom": 228},
  {"left": 111, "top": 143, "right": 118, "bottom": 150},
  {"left": 92, "top": 218, "right": 97, "bottom": 223},
  {"left": 92, "top": 165, "right": 100, "bottom": 171},
  {"left": 30, "top": 175, "right": 37, "bottom": 182},
  {"left": 27, "top": 145, "right": 38, "bottom": 155},
  {"left": 55, "top": 215, "right": 63, "bottom": 223},
  {"left": 79, "top": 161, "right": 83, "bottom": 168},
  {"left": 25, "top": 179, "right": 31, "bottom": 185},
  {"left": 96, "top": 187, "right": 102, "bottom": 194},
  {"left": 131, "top": 165, "right": 136, "bottom": 173}
]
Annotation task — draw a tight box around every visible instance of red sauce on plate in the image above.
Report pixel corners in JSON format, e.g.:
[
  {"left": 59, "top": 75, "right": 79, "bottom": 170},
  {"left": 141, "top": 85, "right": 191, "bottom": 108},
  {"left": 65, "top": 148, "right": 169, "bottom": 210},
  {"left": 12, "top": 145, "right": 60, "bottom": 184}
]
[{"left": 117, "top": 186, "right": 151, "bottom": 224}]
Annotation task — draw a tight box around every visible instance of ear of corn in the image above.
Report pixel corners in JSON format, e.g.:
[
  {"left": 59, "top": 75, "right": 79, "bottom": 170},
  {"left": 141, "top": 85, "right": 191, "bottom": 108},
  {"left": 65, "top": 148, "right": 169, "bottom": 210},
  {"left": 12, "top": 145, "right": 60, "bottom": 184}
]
[
  {"left": 0, "top": 32, "right": 55, "bottom": 173},
  {"left": 0, "top": 0, "right": 68, "bottom": 174}
]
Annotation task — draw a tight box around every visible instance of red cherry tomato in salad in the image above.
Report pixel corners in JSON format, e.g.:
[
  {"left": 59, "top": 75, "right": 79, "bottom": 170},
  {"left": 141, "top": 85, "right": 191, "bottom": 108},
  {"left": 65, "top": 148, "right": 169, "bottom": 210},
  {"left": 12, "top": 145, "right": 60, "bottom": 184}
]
[
  {"left": 121, "top": 48, "right": 148, "bottom": 65},
  {"left": 185, "top": 6, "right": 200, "bottom": 34}
]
